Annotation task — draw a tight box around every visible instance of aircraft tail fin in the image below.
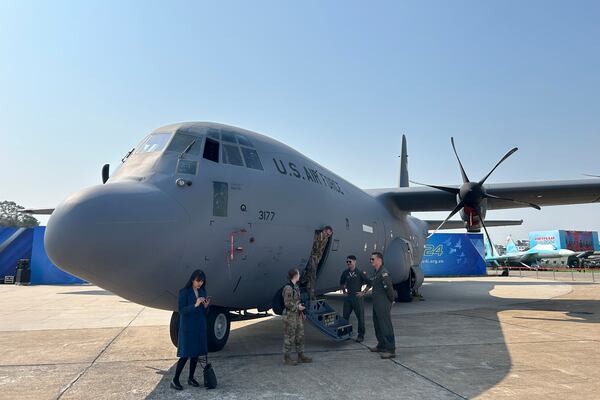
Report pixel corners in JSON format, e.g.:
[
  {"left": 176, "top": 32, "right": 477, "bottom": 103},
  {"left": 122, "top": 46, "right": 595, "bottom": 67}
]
[
  {"left": 399, "top": 134, "right": 409, "bottom": 188},
  {"left": 506, "top": 235, "right": 518, "bottom": 254}
]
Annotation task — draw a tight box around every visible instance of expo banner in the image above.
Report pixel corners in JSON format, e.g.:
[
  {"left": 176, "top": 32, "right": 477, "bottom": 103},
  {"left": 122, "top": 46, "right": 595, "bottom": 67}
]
[{"left": 420, "top": 233, "right": 486, "bottom": 276}]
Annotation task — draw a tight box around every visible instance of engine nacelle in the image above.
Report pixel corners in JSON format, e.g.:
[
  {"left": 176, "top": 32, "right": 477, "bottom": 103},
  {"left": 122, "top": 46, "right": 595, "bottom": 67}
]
[{"left": 459, "top": 199, "right": 488, "bottom": 232}]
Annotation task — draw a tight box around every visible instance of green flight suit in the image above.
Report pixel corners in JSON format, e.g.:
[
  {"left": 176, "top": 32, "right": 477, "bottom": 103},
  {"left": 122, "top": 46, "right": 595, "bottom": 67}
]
[
  {"left": 339, "top": 267, "right": 372, "bottom": 337},
  {"left": 371, "top": 266, "right": 396, "bottom": 353}
]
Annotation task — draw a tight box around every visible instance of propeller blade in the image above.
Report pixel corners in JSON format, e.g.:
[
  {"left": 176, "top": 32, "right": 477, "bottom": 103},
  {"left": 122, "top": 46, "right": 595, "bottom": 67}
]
[
  {"left": 410, "top": 180, "right": 460, "bottom": 195},
  {"left": 478, "top": 212, "right": 495, "bottom": 258},
  {"left": 583, "top": 174, "right": 600, "bottom": 178},
  {"left": 102, "top": 164, "right": 110, "bottom": 184},
  {"left": 484, "top": 193, "right": 541, "bottom": 210},
  {"left": 427, "top": 200, "right": 465, "bottom": 238},
  {"left": 450, "top": 137, "right": 470, "bottom": 184},
  {"left": 478, "top": 147, "right": 518, "bottom": 185},
  {"left": 23, "top": 208, "right": 55, "bottom": 215}
]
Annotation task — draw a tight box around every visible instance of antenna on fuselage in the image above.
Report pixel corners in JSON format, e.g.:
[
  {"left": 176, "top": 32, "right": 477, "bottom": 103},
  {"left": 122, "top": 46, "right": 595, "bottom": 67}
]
[{"left": 399, "top": 134, "right": 409, "bottom": 188}]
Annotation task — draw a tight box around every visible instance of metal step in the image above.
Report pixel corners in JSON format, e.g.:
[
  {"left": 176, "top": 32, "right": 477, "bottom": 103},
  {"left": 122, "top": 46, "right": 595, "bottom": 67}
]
[{"left": 304, "top": 298, "right": 353, "bottom": 342}]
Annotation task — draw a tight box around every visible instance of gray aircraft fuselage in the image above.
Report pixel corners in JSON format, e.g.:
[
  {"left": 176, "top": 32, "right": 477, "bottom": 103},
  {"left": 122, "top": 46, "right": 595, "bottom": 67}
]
[{"left": 45, "top": 122, "right": 427, "bottom": 311}]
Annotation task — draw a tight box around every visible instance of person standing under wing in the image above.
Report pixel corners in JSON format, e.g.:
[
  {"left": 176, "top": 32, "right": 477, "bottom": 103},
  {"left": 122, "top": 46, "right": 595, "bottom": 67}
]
[
  {"left": 339, "top": 255, "right": 371, "bottom": 343},
  {"left": 367, "top": 252, "right": 396, "bottom": 359}
]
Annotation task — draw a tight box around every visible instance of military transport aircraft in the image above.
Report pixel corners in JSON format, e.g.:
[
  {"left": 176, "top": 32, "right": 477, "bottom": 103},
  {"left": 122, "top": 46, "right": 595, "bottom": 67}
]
[{"left": 30, "top": 122, "right": 600, "bottom": 351}]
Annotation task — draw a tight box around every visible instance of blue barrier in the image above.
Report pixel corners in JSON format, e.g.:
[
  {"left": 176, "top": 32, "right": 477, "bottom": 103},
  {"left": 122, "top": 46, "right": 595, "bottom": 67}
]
[
  {"left": 30, "top": 227, "right": 86, "bottom": 284},
  {"left": 0, "top": 227, "right": 33, "bottom": 280},
  {"left": 421, "top": 233, "right": 486, "bottom": 276},
  {"left": 0, "top": 226, "right": 85, "bottom": 284}
]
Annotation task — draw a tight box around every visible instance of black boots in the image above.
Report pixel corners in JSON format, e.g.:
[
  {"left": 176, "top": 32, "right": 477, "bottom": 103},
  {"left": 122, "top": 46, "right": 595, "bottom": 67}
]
[{"left": 170, "top": 379, "right": 183, "bottom": 390}]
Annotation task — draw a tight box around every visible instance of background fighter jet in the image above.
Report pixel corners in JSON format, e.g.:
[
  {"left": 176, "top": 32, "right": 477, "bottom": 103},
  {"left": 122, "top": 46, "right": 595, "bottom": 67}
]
[
  {"left": 485, "top": 236, "right": 592, "bottom": 269},
  {"left": 32, "top": 122, "right": 600, "bottom": 351}
]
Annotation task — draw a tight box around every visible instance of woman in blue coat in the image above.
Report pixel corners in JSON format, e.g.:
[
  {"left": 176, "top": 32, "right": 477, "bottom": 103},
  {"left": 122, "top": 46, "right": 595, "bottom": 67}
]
[{"left": 171, "top": 269, "right": 210, "bottom": 391}]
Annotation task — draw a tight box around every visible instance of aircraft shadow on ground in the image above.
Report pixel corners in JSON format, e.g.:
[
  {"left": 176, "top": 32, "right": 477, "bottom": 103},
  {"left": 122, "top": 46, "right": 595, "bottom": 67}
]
[
  {"left": 143, "top": 280, "right": 599, "bottom": 399},
  {"left": 58, "top": 289, "right": 114, "bottom": 295}
]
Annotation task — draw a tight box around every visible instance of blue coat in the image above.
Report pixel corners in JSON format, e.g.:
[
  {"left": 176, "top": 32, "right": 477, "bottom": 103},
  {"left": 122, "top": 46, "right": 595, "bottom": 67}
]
[{"left": 177, "top": 286, "right": 208, "bottom": 358}]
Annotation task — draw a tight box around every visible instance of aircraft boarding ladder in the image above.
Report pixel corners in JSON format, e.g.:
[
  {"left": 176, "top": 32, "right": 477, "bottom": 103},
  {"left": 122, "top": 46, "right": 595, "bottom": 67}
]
[{"left": 301, "top": 293, "right": 353, "bottom": 341}]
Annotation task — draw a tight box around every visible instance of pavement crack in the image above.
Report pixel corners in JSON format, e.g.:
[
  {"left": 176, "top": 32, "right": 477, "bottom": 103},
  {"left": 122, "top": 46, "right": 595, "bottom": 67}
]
[
  {"left": 55, "top": 307, "right": 146, "bottom": 400},
  {"left": 389, "top": 358, "right": 469, "bottom": 400},
  {"left": 354, "top": 342, "right": 467, "bottom": 399}
]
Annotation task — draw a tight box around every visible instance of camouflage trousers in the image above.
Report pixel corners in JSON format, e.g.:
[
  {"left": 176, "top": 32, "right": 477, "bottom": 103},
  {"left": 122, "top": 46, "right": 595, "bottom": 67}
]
[
  {"left": 305, "top": 256, "right": 319, "bottom": 299},
  {"left": 283, "top": 311, "right": 304, "bottom": 354}
]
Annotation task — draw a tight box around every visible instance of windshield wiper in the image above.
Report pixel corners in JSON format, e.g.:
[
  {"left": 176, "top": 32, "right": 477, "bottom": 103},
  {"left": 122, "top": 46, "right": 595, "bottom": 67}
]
[
  {"left": 121, "top": 148, "right": 135, "bottom": 163},
  {"left": 179, "top": 139, "right": 197, "bottom": 159}
]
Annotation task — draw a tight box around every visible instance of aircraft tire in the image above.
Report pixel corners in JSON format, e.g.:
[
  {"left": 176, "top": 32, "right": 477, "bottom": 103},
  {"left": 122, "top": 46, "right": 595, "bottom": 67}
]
[
  {"left": 207, "top": 307, "right": 230, "bottom": 352},
  {"left": 169, "top": 311, "right": 179, "bottom": 348},
  {"left": 394, "top": 270, "right": 415, "bottom": 303}
]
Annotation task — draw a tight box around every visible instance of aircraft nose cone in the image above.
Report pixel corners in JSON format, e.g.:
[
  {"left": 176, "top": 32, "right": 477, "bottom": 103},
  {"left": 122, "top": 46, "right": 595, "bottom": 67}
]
[{"left": 45, "top": 182, "right": 189, "bottom": 293}]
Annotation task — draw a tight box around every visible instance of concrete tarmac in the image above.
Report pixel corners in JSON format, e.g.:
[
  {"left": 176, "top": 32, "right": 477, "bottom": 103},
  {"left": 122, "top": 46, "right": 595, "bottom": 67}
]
[{"left": 0, "top": 277, "right": 599, "bottom": 399}]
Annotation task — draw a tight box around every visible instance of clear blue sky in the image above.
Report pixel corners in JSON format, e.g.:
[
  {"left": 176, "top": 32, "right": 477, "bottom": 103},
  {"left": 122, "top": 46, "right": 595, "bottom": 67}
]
[{"left": 1, "top": 1, "right": 599, "bottom": 242}]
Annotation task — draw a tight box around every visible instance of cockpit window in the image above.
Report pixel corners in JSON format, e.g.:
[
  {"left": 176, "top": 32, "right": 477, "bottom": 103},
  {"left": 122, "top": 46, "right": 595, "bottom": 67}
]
[
  {"left": 202, "top": 128, "right": 263, "bottom": 171},
  {"left": 207, "top": 129, "right": 220, "bottom": 140},
  {"left": 222, "top": 144, "right": 244, "bottom": 166},
  {"left": 134, "top": 133, "right": 172, "bottom": 154},
  {"left": 221, "top": 131, "right": 237, "bottom": 143},
  {"left": 167, "top": 133, "right": 202, "bottom": 155},
  {"left": 241, "top": 148, "right": 263, "bottom": 170},
  {"left": 236, "top": 134, "right": 254, "bottom": 148},
  {"left": 203, "top": 138, "right": 219, "bottom": 162}
]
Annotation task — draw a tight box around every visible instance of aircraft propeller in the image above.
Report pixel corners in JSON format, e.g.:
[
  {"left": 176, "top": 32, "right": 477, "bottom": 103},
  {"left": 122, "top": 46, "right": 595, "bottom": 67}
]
[{"left": 412, "top": 137, "right": 541, "bottom": 251}]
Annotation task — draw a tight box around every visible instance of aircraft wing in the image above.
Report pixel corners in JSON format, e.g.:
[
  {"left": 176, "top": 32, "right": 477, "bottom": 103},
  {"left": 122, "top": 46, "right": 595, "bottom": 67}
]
[
  {"left": 426, "top": 219, "right": 523, "bottom": 230},
  {"left": 366, "top": 179, "right": 600, "bottom": 211},
  {"left": 574, "top": 250, "right": 595, "bottom": 259},
  {"left": 487, "top": 252, "right": 538, "bottom": 266}
]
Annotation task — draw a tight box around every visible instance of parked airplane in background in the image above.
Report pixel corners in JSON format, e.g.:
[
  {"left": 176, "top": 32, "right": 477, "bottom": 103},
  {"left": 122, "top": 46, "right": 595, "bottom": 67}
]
[
  {"left": 25, "top": 121, "right": 600, "bottom": 351},
  {"left": 486, "top": 236, "right": 592, "bottom": 268}
]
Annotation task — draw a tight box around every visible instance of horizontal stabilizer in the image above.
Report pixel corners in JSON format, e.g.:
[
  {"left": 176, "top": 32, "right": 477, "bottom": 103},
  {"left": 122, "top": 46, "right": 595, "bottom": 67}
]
[{"left": 426, "top": 219, "right": 523, "bottom": 231}]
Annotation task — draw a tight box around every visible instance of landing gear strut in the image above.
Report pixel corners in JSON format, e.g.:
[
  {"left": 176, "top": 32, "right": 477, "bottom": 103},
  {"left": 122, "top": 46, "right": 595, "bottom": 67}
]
[
  {"left": 394, "top": 270, "right": 416, "bottom": 303},
  {"left": 169, "top": 307, "right": 231, "bottom": 352}
]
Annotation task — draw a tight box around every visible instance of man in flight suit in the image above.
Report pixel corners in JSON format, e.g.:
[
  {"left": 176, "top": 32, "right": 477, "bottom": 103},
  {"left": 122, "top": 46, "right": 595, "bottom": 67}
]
[
  {"left": 367, "top": 252, "right": 396, "bottom": 359},
  {"left": 339, "top": 255, "right": 371, "bottom": 342},
  {"left": 304, "top": 226, "right": 333, "bottom": 301}
]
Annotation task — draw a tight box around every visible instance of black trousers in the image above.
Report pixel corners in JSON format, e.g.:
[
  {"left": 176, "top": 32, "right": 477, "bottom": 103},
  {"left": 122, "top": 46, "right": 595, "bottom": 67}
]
[
  {"left": 174, "top": 357, "right": 199, "bottom": 382},
  {"left": 343, "top": 295, "right": 365, "bottom": 337}
]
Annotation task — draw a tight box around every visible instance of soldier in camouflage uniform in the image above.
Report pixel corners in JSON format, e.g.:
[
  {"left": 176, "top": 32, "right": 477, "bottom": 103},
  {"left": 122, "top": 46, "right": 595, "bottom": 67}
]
[
  {"left": 367, "top": 252, "right": 396, "bottom": 359},
  {"left": 339, "top": 255, "right": 371, "bottom": 342},
  {"left": 282, "top": 268, "right": 313, "bottom": 365},
  {"left": 304, "top": 226, "right": 333, "bottom": 301}
]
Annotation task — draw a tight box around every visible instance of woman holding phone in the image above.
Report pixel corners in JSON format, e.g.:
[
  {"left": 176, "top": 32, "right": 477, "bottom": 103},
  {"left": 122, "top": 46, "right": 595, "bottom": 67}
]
[{"left": 171, "top": 269, "right": 210, "bottom": 390}]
